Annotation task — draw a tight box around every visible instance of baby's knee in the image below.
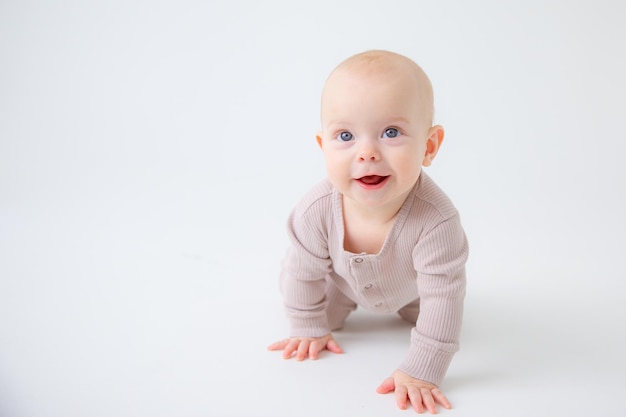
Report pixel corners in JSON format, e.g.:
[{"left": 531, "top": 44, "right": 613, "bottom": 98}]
[
  {"left": 397, "top": 299, "right": 420, "bottom": 323},
  {"left": 326, "top": 301, "right": 357, "bottom": 331}
]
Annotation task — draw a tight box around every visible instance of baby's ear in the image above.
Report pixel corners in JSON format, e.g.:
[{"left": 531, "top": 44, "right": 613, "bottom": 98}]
[
  {"left": 422, "top": 125, "right": 444, "bottom": 167},
  {"left": 315, "top": 132, "right": 324, "bottom": 149}
]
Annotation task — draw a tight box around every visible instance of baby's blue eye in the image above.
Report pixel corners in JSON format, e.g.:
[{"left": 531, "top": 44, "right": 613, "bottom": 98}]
[
  {"left": 337, "top": 131, "right": 354, "bottom": 142},
  {"left": 383, "top": 128, "right": 400, "bottom": 138}
]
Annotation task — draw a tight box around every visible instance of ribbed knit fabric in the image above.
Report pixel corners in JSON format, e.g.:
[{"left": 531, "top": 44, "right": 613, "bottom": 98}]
[{"left": 279, "top": 172, "right": 468, "bottom": 386}]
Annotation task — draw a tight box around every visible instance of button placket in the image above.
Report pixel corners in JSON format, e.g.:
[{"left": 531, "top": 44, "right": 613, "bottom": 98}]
[{"left": 349, "top": 255, "right": 385, "bottom": 311}]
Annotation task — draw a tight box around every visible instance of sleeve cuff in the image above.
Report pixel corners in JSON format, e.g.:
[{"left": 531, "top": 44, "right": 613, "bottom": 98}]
[
  {"left": 398, "top": 328, "right": 459, "bottom": 386},
  {"left": 287, "top": 310, "right": 330, "bottom": 338}
]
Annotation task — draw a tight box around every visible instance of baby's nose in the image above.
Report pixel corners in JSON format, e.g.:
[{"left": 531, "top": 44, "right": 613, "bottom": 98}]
[{"left": 357, "top": 140, "right": 381, "bottom": 162}]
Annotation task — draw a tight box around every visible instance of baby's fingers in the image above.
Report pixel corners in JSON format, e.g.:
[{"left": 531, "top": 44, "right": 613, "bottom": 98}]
[
  {"left": 267, "top": 339, "right": 290, "bottom": 351},
  {"left": 308, "top": 340, "right": 325, "bottom": 360},
  {"left": 282, "top": 339, "right": 302, "bottom": 359},
  {"left": 295, "top": 339, "right": 311, "bottom": 361},
  {"left": 376, "top": 377, "right": 396, "bottom": 394},
  {"left": 394, "top": 385, "right": 409, "bottom": 410},
  {"left": 326, "top": 338, "right": 344, "bottom": 354},
  {"left": 432, "top": 388, "right": 451, "bottom": 409},
  {"left": 417, "top": 388, "right": 436, "bottom": 414}
]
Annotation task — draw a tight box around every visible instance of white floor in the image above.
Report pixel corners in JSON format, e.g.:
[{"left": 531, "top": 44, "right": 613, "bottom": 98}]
[{"left": 1, "top": 201, "right": 624, "bottom": 417}]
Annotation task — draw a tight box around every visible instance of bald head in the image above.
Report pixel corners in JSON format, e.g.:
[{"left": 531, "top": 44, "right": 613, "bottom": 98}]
[{"left": 321, "top": 50, "right": 435, "bottom": 127}]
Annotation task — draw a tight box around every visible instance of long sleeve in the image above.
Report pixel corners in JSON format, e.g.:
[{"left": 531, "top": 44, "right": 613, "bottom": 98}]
[
  {"left": 279, "top": 185, "right": 335, "bottom": 338},
  {"left": 399, "top": 214, "right": 468, "bottom": 386}
]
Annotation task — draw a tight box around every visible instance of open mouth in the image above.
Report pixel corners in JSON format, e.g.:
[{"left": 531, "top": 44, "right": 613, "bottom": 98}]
[{"left": 356, "top": 175, "right": 389, "bottom": 187}]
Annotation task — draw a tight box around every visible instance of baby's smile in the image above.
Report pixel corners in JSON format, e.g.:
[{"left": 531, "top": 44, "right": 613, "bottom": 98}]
[{"left": 356, "top": 175, "right": 389, "bottom": 189}]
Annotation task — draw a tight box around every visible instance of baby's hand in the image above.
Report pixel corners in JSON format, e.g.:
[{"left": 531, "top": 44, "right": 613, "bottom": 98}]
[
  {"left": 376, "top": 369, "right": 451, "bottom": 414},
  {"left": 267, "top": 333, "right": 343, "bottom": 361}
]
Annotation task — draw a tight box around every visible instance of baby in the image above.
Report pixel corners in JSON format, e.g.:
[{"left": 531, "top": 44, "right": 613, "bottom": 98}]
[{"left": 268, "top": 50, "right": 468, "bottom": 414}]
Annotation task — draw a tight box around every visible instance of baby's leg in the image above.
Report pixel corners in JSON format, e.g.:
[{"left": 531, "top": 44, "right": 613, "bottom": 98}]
[
  {"left": 325, "top": 279, "right": 357, "bottom": 331},
  {"left": 397, "top": 298, "right": 420, "bottom": 324}
]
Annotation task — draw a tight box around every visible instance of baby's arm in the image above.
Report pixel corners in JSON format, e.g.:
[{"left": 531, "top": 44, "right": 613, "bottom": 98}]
[
  {"left": 271, "top": 192, "right": 336, "bottom": 358},
  {"left": 402, "top": 214, "right": 468, "bottom": 382},
  {"left": 267, "top": 333, "right": 343, "bottom": 360},
  {"left": 378, "top": 214, "right": 468, "bottom": 413}
]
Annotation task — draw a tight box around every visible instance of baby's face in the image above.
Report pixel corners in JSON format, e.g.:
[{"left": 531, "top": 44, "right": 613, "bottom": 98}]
[{"left": 317, "top": 64, "right": 436, "bottom": 211}]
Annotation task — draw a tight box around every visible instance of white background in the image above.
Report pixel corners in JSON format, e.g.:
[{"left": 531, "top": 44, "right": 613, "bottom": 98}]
[{"left": 1, "top": 1, "right": 625, "bottom": 416}]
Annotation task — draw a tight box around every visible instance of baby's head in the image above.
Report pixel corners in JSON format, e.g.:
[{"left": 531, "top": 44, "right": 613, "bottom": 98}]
[
  {"left": 316, "top": 50, "right": 444, "bottom": 209},
  {"left": 320, "top": 50, "right": 435, "bottom": 132}
]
